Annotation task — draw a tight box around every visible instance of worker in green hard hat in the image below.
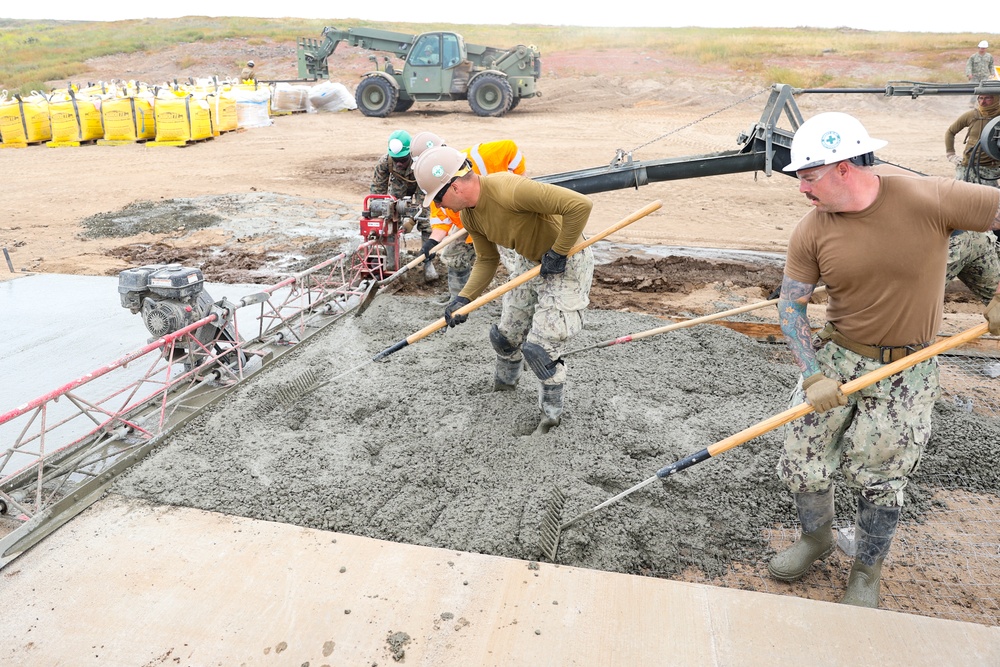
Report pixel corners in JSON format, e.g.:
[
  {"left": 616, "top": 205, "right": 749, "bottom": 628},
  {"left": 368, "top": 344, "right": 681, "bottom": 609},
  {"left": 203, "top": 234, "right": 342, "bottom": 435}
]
[{"left": 370, "top": 130, "right": 438, "bottom": 281}]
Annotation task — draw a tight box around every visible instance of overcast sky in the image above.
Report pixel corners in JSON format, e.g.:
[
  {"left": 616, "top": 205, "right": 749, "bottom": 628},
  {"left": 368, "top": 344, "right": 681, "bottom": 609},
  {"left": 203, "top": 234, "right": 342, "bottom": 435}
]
[{"left": 0, "top": 3, "right": 994, "bottom": 35}]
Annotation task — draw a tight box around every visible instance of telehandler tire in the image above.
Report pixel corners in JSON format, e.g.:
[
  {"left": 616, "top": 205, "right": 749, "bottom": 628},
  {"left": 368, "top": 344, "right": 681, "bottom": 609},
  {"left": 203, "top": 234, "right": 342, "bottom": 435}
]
[
  {"left": 469, "top": 74, "right": 513, "bottom": 117},
  {"left": 393, "top": 98, "right": 415, "bottom": 113},
  {"left": 356, "top": 77, "right": 399, "bottom": 118}
]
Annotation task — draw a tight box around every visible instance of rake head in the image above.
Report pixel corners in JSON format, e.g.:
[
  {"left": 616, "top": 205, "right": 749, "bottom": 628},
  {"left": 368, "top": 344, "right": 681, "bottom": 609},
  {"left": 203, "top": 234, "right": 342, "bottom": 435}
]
[
  {"left": 272, "top": 368, "right": 321, "bottom": 408},
  {"left": 539, "top": 486, "right": 567, "bottom": 562}
]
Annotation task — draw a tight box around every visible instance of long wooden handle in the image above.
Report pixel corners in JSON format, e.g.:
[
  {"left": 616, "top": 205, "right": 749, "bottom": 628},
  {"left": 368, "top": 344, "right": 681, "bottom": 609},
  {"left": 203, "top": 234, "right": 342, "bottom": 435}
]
[
  {"left": 400, "top": 200, "right": 663, "bottom": 346},
  {"left": 384, "top": 228, "right": 469, "bottom": 280},
  {"left": 705, "top": 322, "right": 989, "bottom": 458}
]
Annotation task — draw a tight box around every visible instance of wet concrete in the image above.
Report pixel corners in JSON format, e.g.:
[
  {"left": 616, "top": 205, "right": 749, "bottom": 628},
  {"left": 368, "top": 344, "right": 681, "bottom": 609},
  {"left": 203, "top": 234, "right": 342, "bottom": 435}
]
[{"left": 112, "top": 295, "right": 1000, "bottom": 578}]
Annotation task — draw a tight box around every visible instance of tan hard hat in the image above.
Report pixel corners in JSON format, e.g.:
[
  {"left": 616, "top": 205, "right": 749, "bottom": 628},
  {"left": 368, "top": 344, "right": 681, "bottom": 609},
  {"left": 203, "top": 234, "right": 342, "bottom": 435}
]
[
  {"left": 415, "top": 146, "right": 468, "bottom": 207},
  {"left": 410, "top": 131, "right": 445, "bottom": 159}
]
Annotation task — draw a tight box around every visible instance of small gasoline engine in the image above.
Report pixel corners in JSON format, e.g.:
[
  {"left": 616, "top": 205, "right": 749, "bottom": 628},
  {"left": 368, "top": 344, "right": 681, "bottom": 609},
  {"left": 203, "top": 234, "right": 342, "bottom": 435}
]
[
  {"left": 360, "top": 194, "right": 427, "bottom": 279},
  {"left": 117, "top": 264, "right": 244, "bottom": 369}
]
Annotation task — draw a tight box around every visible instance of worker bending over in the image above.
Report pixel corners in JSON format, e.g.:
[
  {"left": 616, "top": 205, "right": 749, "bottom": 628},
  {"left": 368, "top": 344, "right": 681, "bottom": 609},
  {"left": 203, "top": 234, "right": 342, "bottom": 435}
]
[{"left": 415, "top": 145, "right": 592, "bottom": 435}]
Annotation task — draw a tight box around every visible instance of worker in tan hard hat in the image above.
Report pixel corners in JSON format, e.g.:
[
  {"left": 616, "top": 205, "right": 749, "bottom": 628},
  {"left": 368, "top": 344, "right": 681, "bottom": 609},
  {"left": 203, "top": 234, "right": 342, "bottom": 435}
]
[
  {"left": 241, "top": 60, "right": 256, "bottom": 83},
  {"left": 411, "top": 131, "right": 527, "bottom": 303},
  {"left": 769, "top": 111, "right": 1000, "bottom": 609},
  {"left": 415, "top": 145, "right": 592, "bottom": 435},
  {"left": 371, "top": 130, "right": 438, "bottom": 281}
]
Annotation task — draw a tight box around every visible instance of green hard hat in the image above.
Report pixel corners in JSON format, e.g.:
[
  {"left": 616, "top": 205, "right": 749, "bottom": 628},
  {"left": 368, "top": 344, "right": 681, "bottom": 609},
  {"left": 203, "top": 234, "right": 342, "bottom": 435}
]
[{"left": 387, "top": 130, "right": 411, "bottom": 158}]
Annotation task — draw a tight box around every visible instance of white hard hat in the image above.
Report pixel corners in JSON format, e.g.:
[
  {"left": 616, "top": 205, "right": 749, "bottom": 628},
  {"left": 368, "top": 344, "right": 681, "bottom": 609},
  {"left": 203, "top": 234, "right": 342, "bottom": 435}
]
[
  {"left": 410, "top": 131, "right": 444, "bottom": 159},
  {"left": 783, "top": 112, "right": 888, "bottom": 172},
  {"left": 415, "top": 146, "right": 470, "bottom": 206},
  {"left": 247, "top": 60, "right": 255, "bottom": 67},
  {"left": 979, "top": 40, "right": 989, "bottom": 49}
]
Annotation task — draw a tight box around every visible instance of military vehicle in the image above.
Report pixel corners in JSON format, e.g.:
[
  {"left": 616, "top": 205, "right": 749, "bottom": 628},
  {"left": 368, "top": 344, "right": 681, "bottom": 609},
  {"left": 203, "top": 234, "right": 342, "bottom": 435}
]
[{"left": 296, "top": 26, "right": 541, "bottom": 118}]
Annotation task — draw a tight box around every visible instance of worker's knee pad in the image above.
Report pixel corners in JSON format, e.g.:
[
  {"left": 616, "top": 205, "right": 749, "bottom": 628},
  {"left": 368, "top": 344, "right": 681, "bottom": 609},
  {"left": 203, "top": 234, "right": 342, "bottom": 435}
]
[
  {"left": 489, "top": 324, "right": 519, "bottom": 357},
  {"left": 522, "top": 341, "right": 563, "bottom": 381}
]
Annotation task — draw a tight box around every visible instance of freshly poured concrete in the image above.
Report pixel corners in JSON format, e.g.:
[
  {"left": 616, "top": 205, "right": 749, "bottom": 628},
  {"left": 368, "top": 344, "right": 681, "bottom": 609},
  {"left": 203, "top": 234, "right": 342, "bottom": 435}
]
[{"left": 0, "top": 496, "right": 996, "bottom": 666}]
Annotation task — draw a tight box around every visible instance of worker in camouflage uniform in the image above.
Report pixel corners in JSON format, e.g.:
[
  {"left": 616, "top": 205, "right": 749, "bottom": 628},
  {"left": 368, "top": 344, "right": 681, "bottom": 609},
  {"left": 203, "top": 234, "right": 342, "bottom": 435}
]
[
  {"left": 371, "top": 130, "right": 438, "bottom": 281},
  {"left": 415, "top": 145, "right": 593, "bottom": 435},
  {"left": 768, "top": 112, "right": 1000, "bottom": 608},
  {"left": 966, "top": 41, "right": 995, "bottom": 84},
  {"left": 946, "top": 82, "right": 1000, "bottom": 187},
  {"left": 410, "top": 131, "right": 527, "bottom": 303}
]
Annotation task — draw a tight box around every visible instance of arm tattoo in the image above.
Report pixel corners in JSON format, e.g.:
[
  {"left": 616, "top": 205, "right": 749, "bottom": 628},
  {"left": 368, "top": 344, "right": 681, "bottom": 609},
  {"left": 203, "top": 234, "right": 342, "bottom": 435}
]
[{"left": 777, "top": 275, "right": 821, "bottom": 377}]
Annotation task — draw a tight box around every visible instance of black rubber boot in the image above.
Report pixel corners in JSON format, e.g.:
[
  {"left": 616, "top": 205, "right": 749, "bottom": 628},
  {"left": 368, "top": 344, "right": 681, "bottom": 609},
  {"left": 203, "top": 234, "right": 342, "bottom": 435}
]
[
  {"left": 533, "top": 383, "right": 564, "bottom": 434},
  {"left": 767, "top": 488, "right": 836, "bottom": 582},
  {"left": 494, "top": 356, "right": 522, "bottom": 392},
  {"left": 840, "top": 497, "right": 900, "bottom": 608},
  {"left": 421, "top": 232, "right": 439, "bottom": 281},
  {"left": 447, "top": 267, "right": 470, "bottom": 299}
]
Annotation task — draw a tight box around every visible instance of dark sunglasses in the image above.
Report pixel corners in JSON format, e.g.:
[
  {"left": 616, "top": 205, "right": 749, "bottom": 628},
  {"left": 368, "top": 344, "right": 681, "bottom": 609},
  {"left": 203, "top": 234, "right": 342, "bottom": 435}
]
[{"left": 433, "top": 177, "right": 457, "bottom": 205}]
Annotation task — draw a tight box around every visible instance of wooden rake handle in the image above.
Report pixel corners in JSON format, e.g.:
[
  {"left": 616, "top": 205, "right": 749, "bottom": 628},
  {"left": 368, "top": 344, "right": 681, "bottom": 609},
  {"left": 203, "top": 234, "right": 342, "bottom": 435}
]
[
  {"left": 390, "top": 200, "right": 663, "bottom": 351},
  {"left": 703, "top": 322, "right": 989, "bottom": 460},
  {"left": 387, "top": 228, "right": 468, "bottom": 280}
]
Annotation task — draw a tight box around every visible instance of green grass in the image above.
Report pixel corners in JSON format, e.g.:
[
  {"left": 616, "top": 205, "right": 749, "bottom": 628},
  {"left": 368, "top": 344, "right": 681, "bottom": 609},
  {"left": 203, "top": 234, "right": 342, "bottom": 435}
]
[{"left": 0, "top": 17, "right": 993, "bottom": 95}]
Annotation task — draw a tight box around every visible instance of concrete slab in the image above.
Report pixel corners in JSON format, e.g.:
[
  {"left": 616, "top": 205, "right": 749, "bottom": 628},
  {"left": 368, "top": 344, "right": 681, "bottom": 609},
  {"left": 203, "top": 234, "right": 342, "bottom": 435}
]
[{"left": 0, "top": 495, "right": 995, "bottom": 666}]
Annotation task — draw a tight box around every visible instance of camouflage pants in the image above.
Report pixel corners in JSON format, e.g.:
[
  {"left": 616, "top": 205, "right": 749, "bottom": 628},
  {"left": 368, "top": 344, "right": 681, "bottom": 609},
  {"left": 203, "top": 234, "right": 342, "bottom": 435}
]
[
  {"left": 778, "top": 341, "right": 940, "bottom": 508},
  {"left": 947, "top": 231, "right": 1000, "bottom": 303},
  {"left": 496, "top": 248, "right": 595, "bottom": 386},
  {"left": 439, "top": 238, "right": 476, "bottom": 271},
  {"left": 955, "top": 163, "right": 1000, "bottom": 188}
]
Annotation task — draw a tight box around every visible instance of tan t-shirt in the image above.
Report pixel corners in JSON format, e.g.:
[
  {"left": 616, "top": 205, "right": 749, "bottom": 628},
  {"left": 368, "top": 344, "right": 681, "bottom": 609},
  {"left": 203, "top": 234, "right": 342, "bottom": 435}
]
[
  {"left": 785, "top": 174, "right": 999, "bottom": 346},
  {"left": 459, "top": 172, "right": 592, "bottom": 300}
]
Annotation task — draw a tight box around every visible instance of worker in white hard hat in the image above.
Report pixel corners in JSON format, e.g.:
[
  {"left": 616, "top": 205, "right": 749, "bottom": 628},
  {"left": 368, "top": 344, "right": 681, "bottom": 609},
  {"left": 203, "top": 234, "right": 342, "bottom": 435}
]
[
  {"left": 967, "top": 41, "right": 995, "bottom": 84},
  {"left": 411, "top": 131, "right": 527, "bottom": 303},
  {"left": 768, "top": 111, "right": 1000, "bottom": 609},
  {"left": 241, "top": 60, "right": 256, "bottom": 83},
  {"left": 414, "top": 145, "right": 593, "bottom": 435}
]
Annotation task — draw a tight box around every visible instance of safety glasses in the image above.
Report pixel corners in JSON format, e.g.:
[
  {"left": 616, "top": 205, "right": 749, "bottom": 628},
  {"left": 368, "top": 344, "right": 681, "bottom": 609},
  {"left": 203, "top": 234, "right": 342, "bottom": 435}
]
[{"left": 796, "top": 163, "right": 838, "bottom": 184}]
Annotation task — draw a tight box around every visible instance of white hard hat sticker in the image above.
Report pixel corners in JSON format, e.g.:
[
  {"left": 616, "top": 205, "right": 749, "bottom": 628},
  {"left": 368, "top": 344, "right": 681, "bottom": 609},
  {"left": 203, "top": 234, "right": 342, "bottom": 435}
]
[
  {"left": 389, "top": 138, "right": 404, "bottom": 154},
  {"left": 432, "top": 165, "right": 444, "bottom": 178},
  {"left": 821, "top": 131, "right": 841, "bottom": 150}
]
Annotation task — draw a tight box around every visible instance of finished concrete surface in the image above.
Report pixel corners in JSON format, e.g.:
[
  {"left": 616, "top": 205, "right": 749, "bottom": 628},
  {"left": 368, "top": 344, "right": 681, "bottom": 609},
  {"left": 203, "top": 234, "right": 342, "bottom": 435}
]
[{"left": 0, "top": 495, "right": 995, "bottom": 667}]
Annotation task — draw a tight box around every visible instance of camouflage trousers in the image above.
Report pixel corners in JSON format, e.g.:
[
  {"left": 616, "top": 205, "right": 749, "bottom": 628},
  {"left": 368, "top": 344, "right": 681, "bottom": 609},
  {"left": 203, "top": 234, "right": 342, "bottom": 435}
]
[
  {"left": 778, "top": 341, "right": 940, "bottom": 508},
  {"left": 496, "top": 248, "right": 594, "bottom": 386},
  {"left": 439, "top": 238, "right": 476, "bottom": 271},
  {"left": 955, "top": 163, "right": 1000, "bottom": 188},
  {"left": 947, "top": 231, "right": 1000, "bottom": 303}
]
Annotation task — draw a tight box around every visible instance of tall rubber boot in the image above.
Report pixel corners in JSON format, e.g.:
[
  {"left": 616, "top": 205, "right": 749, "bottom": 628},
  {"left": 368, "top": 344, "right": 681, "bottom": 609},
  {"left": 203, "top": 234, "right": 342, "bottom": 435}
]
[
  {"left": 533, "top": 383, "right": 564, "bottom": 435},
  {"left": 447, "top": 267, "right": 470, "bottom": 299},
  {"left": 494, "top": 356, "right": 522, "bottom": 392},
  {"left": 840, "top": 497, "right": 900, "bottom": 608},
  {"left": 767, "top": 488, "right": 835, "bottom": 581},
  {"left": 421, "top": 232, "right": 439, "bottom": 281}
]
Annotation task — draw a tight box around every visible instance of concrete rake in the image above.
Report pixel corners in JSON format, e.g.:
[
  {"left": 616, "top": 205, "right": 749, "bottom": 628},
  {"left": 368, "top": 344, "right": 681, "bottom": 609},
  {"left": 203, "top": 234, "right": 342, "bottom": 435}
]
[{"left": 539, "top": 322, "right": 990, "bottom": 562}]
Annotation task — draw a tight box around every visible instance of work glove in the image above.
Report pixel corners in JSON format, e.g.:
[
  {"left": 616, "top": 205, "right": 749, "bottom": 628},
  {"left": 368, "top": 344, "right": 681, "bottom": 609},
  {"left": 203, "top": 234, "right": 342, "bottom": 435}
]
[
  {"left": 420, "top": 237, "right": 438, "bottom": 260},
  {"left": 540, "top": 249, "right": 567, "bottom": 277},
  {"left": 802, "top": 372, "right": 847, "bottom": 413},
  {"left": 444, "top": 296, "right": 471, "bottom": 327},
  {"left": 985, "top": 294, "right": 1000, "bottom": 335},
  {"left": 946, "top": 153, "right": 960, "bottom": 165}
]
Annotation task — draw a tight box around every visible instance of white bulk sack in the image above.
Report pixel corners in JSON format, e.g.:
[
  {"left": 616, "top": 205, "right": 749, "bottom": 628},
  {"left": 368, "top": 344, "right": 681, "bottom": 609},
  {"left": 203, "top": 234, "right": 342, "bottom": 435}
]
[{"left": 307, "top": 82, "right": 357, "bottom": 113}]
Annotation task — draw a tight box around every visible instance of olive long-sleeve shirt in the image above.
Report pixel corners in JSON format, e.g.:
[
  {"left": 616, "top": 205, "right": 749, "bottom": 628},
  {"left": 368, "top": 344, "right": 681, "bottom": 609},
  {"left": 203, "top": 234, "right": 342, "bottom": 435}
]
[
  {"left": 458, "top": 172, "right": 593, "bottom": 300},
  {"left": 945, "top": 108, "right": 1000, "bottom": 167}
]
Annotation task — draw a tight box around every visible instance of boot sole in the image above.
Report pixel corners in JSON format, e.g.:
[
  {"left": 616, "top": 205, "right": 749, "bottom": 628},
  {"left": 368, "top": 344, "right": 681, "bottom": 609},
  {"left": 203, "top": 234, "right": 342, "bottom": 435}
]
[{"left": 767, "top": 544, "right": 836, "bottom": 582}]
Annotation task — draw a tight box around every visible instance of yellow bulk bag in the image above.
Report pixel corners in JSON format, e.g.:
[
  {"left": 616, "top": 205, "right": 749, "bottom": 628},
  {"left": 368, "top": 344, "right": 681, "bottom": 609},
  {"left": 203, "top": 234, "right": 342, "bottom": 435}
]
[
  {"left": 49, "top": 90, "right": 104, "bottom": 142},
  {"left": 0, "top": 92, "right": 52, "bottom": 144},
  {"left": 154, "top": 92, "right": 214, "bottom": 142},
  {"left": 207, "top": 90, "right": 238, "bottom": 134},
  {"left": 102, "top": 94, "right": 155, "bottom": 141}
]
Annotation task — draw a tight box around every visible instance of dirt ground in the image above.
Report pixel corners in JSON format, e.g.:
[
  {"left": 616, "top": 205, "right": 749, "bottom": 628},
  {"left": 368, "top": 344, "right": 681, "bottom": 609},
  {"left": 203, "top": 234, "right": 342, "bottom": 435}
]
[{"left": 3, "top": 38, "right": 999, "bottom": 625}]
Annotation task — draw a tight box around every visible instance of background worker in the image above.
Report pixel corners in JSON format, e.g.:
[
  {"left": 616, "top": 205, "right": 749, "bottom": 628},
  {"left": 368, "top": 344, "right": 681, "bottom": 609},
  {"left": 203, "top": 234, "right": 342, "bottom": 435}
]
[
  {"left": 371, "top": 130, "right": 438, "bottom": 281},
  {"left": 415, "top": 146, "right": 593, "bottom": 435},
  {"left": 411, "top": 131, "right": 527, "bottom": 302},
  {"left": 241, "top": 60, "right": 256, "bottom": 83},
  {"left": 768, "top": 112, "right": 1000, "bottom": 608},
  {"left": 966, "top": 41, "right": 995, "bottom": 84},
  {"left": 945, "top": 82, "right": 1000, "bottom": 187}
]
